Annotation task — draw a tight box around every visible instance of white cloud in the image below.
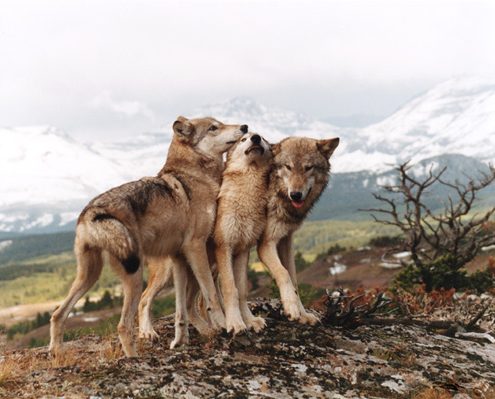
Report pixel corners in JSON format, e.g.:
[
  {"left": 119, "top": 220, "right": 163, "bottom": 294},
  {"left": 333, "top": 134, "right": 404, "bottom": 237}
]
[
  {"left": 1, "top": 0, "right": 494, "bottom": 141},
  {"left": 90, "top": 91, "right": 154, "bottom": 119}
]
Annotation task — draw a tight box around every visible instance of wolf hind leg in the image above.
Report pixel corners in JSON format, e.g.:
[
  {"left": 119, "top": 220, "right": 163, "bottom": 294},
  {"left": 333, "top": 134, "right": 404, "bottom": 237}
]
[
  {"left": 186, "top": 269, "right": 215, "bottom": 336},
  {"left": 183, "top": 239, "right": 226, "bottom": 330},
  {"left": 234, "top": 251, "right": 265, "bottom": 333},
  {"left": 50, "top": 244, "right": 103, "bottom": 353},
  {"left": 110, "top": 254, "right": 143, "bottom": 357},
  {"left": 138, "top": 257, "right": 173, "bottom": 341}
]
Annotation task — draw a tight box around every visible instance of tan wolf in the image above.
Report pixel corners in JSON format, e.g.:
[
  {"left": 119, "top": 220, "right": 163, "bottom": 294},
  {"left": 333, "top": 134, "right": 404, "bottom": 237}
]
[
  {"left": 212, "top": 132, "right": 272, "bottom": 334},
  {"left": 138, "top": 133, "right": 272, "bottom": 340},
  {"left": 257, "top": 136, "right": 339, "bottom": 324},
  {"left": 50, "top": 116, "right": 247, "bottom": 357}
]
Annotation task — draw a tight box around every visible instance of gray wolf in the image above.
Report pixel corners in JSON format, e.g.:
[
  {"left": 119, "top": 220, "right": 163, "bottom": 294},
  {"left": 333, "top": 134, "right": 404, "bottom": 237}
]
[
  {"left": 139, "top": 133, "right": 272, "bottom": 340},
  {"left": 50, "top": 116, "right": 247, "bottom": 356},
  {"left": 257, "top": 136, "right": 339, "bottom": 324}
]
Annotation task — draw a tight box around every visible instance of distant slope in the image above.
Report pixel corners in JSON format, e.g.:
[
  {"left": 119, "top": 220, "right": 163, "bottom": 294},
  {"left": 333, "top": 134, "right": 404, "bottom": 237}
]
[
  {"left": 310, "top": 153, "right": 495, "bottom": 222},
  {"left": 0, "top": 231, "right": 74, "bottom": 266}
]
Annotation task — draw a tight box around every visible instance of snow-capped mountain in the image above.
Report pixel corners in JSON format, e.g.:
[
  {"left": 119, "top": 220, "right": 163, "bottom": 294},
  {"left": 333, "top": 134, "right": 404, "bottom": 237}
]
[
  {"left": 1, "top": 76, "right": 495, "bottom": 234},
  {"left": 89, "top": 129, "right": 173, "bottom": 179},
  {"left": 339, "top": 76, "right": 495, "bottom": 172},
  {"left": 193, "top": 97, "right": 342, "bottom": 144}
]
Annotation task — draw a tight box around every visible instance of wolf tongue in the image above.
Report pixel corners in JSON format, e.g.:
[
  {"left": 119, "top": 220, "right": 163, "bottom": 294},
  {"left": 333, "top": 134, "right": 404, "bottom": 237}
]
[{"left": 292, "top": 201, "right": 304, "bottom": 208}]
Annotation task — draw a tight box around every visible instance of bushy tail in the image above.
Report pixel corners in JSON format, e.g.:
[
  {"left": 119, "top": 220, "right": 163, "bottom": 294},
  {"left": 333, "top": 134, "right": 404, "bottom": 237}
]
[{"left": 77, "top": 211, "right": 141, "bottom": 274}]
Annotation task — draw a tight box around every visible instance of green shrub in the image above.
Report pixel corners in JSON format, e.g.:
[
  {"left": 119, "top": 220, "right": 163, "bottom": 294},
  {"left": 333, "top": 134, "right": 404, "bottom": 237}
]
[
  {"left": 298, "top": 283, "right": 326, "bottom": 308},
  {"left": 394, "top": 253, "right": 494, "bottom": 293},
  {"left": 295, "top": 251, "right": 309, "bottom": 272},
  {"left": 6, "top": 311, "right": 51, "bottom": 340},
  {"left": 151, "top": 296, "right": 175, "bottom": 319},
  {"left": 315, "top": 244, "right": 346, "bottom": 261},
  {"left": 369, "top": 235, "right": 402, "bottom": 247}
]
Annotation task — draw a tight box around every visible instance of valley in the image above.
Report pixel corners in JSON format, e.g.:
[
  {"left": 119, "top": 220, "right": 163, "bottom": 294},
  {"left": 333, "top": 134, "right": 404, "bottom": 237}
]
[{"left": 1, "top": 221, "right": 493, "bottom": 351}]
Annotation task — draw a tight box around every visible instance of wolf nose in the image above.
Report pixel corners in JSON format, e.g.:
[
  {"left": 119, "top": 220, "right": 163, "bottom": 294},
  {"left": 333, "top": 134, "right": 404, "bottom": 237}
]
[
  {"left": 251, "top": 134, "right": 261, "bottom": 144},
  {"left": 290, "top": 191, "right": 303, "bottom": 202},
  {"left": 240, "top": 125, "right": 248, "bottom": 133}
]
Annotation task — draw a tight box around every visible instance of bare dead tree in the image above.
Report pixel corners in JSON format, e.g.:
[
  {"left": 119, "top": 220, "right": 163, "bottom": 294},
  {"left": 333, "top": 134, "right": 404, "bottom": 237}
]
[{"left": 362, "top": 161, "right": 495, "bottom": 279}]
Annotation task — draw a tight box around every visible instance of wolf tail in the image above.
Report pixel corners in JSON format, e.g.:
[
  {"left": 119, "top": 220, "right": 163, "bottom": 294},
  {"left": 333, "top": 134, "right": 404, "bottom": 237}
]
[{"left": 77, "top": 211, "right": 141, "bottom": 274}]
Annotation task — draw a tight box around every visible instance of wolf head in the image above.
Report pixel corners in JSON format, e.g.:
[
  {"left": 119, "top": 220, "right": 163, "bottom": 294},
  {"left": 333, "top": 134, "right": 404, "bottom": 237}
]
[
  {"left": 272, "top": 136, "right": 339, "bottom": 209},
  {"left": 173, "top": 116, "right": 248, "bottom": 159},
  {"left": 225, "top": 132, "right": 272, "bottom": 170}
]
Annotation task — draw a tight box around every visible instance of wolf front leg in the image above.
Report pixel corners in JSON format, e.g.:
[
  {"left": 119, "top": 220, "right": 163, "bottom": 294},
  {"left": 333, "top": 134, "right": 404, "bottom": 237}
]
[
  {"left": 277, "top": 235, "right": 319, "bottom": 325},
  {"left": 170, "top": 256, "right": 189, "bottom": 349},
  {"left": 184, "top": 239, "right": 226, "bottom": 330},
  {"left": 216, "top": 245, "right": 247, "bottom": 334},
  {"left": 257, "top": 238, "right": 302, "bottom": 321},
  {"left": 234, "top": 250, "right": 266, "bottom": 332}
]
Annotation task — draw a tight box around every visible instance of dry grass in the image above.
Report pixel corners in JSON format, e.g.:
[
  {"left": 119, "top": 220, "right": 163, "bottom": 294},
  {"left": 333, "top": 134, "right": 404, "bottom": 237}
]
[
  {"left": 98, "top": 334, "right": 124, "bottom": 361},
  {"left": 413, "top": 388, "right": 453, "bottom": 399},
  {"left": 0, "top": 355, "right": 17, "bottom": 387},
  {"left": 0, "top": 334, "right": 124, "bottom": 390},
  {"left": 0, "top": 347, "right": 80, "bottom": 386}
]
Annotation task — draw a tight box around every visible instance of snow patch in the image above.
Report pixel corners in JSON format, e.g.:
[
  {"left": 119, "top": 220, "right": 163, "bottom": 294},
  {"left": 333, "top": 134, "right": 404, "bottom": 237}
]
[
  {"left": 19, "top": 213, "right": 54, "bottom": 232},
  {"left": 0, "top": 240, "right": 13, "bottom": 252},
  {"left": 82, "top": 317, "right": 100, "bottom": 323},
  {"left": 393, "top": 251, "right": 411, "bottom": 259},
  {"left": 59, "top": 212, "right": 79, "bottom": 226},
  {"left": 376, "top": 176, "right": 396, "bottom": 187},
  {"left": 330, "top": 262, "right": 347, "bottom": 275},
  {"left": 379, "top": 261, "right": 403, "bottom": 269}
]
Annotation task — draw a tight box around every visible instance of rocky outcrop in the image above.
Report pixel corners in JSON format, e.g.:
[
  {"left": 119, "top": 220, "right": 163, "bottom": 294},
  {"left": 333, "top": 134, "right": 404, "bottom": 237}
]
[{"left": 1, "top": 298, "right": 494, "bottom": 398}]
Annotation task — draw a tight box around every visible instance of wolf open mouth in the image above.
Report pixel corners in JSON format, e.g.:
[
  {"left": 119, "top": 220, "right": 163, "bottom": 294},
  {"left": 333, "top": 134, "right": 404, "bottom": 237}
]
[
  {"left": 292, "top": 200, "right": 304, "bottom": 208},
  {"left": 245, "top": 145, "right": 264, "bottom": 155}
]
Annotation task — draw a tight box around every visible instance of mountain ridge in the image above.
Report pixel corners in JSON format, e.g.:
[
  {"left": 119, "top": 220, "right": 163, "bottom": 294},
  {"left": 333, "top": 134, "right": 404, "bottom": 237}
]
[{"left": 2, "top": 76, "right": 495, "bottom": 233}]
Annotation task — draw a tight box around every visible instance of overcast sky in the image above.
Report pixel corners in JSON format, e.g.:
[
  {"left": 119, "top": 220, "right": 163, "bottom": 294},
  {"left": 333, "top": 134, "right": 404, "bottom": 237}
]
[{"left": 1, "top": 0, "right": 495, "bottom": 142}]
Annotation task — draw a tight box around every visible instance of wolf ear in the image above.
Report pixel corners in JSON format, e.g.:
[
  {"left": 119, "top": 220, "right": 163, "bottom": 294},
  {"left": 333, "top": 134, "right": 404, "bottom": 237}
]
[
  {"left": 173, "top": 117, "right": 195, "bottom": 137},
  {"left": 317, "top": 137, "right": 340, "bottom": 160},
  {"left": 270, "top": 142, "right": 281, "bottom": 156}
]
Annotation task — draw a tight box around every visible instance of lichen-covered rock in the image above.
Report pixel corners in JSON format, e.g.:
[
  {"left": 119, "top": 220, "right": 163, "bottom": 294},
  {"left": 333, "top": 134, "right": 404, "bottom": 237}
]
[{"left": 1, "top": 298, "right": 494, "bottom": 398}]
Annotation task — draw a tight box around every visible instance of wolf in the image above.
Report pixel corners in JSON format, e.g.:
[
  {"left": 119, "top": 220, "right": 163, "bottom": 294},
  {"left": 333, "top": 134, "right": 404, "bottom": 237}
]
[
  {"left": 50, "top": 116, "right": 247, "bottom": 357},
  {"left": 138, "top": 133, "right": 272, "bottom": 340},
  {"left": 257, "top": 136, "right": 339, "bottom": 324},
  {"left": 212, "top": 132, "right": 272, "bottom": 334}
]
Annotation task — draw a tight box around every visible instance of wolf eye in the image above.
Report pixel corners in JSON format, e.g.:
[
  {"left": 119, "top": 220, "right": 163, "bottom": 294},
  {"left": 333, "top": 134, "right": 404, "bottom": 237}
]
[
  {"left": 305, "top": 166, "right": 313, "bottom": 172},
  {"left": 209, "top": 126, "right": 218, "bottom": 131},
  {"left": 241, "top": 138, "right": 247, "bottom": 142},
  {"left": 285, "top": 165, "right": 292, "bottom": 171}
]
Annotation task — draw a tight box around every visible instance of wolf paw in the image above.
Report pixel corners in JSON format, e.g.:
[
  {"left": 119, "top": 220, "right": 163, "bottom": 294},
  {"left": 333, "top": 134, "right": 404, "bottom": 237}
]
[
  {"left": 245, "top": 316, "right": 266, "bottom": 333},
  {"left": 138, "top": 326, "right": 159, "bottom": 341},
  {"left": 299, "top": 310, "right": 320, "bottom": 325},
  {"left": 191, "top": 316, "right": 215, "bottom": 336},
  {"left": 226, "top": 314, "right": 247, "bottom": 335},
  {"left": 170, "top": 334, "right": 189, "bottom": 349},
  {"left": 208, "top": 308, "right": 227, "bottom": 330},
  {"left": 283, "top": 300, "right": 302, "bottom": 321}
]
